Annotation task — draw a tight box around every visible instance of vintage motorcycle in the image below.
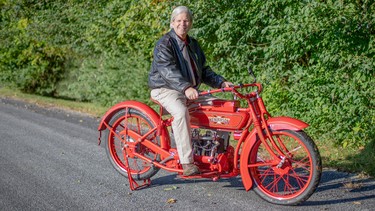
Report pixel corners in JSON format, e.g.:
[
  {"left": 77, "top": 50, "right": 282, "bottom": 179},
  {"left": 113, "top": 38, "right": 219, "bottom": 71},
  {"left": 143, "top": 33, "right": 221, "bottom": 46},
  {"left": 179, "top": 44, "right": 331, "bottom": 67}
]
[{"left": 97, "top": 69, "right": 322, "bottom": 205}]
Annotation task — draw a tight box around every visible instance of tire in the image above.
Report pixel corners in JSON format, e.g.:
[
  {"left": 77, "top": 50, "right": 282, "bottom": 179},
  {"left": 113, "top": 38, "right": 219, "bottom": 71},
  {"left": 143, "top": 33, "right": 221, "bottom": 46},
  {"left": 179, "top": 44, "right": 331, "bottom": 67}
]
[
  {"left": 104, "top": 108, "right": 160, "bottom": 180},
  {"left": 248, "top": 129, "right": 321, "bottom": 205}
]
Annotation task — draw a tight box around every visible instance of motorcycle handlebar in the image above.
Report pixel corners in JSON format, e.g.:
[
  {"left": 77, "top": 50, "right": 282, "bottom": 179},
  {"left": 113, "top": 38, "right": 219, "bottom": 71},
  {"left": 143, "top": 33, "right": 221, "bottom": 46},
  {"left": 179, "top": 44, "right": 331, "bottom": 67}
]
[{"left": 198, "top": 83, "right": 262, "bottom": 98}]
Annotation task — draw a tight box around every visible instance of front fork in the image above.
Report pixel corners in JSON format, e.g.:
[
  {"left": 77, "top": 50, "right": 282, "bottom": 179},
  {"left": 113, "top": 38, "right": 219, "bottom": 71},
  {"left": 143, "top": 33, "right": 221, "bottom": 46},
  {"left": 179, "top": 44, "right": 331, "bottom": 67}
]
[{"left": 248, "top": 94, "right": 285, "bottom": 163}]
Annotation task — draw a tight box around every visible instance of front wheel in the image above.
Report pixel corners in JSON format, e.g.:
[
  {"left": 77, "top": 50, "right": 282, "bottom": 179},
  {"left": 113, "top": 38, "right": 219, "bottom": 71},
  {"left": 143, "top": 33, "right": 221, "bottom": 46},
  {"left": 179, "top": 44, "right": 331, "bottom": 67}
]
[{"left": 248, "top": 129, "right": 321, "bottom": 205}]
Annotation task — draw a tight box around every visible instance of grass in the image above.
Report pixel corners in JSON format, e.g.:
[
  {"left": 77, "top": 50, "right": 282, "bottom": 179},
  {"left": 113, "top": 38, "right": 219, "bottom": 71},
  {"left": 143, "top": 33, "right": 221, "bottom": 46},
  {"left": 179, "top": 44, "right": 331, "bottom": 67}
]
[
  {"left": 316, "top": 139, "right": 375, "bottom": 177},
  {"left": 0, "top": 87, "right": 108, "bottom": 117},
  {"left": 1, "top": 87, "right": 374, "bottom": 178}
]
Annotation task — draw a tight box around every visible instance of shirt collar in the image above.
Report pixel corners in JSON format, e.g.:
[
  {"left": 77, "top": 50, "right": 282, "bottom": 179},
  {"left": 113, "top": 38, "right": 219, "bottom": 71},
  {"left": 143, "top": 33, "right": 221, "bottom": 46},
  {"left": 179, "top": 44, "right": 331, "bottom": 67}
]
[{"left": 170, "top": 29, "right": 191, "bottom": 50}]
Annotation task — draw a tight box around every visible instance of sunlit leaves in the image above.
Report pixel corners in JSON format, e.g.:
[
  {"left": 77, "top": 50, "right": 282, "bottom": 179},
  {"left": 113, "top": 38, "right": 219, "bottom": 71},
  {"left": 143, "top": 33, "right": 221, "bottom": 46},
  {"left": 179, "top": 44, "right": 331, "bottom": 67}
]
[{"left": 1, "top": 0, "right": 374, "bottom": 147}]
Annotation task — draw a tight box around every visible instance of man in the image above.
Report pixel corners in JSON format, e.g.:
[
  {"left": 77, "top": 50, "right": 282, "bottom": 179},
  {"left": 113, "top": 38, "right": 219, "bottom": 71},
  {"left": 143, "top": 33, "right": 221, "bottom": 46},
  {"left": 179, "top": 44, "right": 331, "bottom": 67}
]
[{"left": 148, "top": 6, "right": 233, "bottom": 176}]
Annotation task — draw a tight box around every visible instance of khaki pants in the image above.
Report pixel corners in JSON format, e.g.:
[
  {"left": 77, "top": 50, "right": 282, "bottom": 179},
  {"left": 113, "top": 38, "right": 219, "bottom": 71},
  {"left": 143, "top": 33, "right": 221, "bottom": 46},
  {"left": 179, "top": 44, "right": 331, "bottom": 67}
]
[{"left": 151, "top": 88, "right": 215, "bottom": 164}]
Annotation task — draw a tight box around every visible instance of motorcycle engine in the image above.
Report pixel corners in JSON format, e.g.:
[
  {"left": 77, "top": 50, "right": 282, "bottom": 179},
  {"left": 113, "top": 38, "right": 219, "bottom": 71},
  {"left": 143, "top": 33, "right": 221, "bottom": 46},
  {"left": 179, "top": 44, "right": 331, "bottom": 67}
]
[{"left": 191, "top": 129, "right": 230, "bottom": 158}]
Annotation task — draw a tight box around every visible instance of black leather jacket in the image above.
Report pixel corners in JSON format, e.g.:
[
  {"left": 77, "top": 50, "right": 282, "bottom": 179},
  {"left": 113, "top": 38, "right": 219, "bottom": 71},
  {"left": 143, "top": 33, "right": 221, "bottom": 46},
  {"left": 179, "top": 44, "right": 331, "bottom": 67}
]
[{"left": 148, "top": 29, "right": 226, "bottom": 93}]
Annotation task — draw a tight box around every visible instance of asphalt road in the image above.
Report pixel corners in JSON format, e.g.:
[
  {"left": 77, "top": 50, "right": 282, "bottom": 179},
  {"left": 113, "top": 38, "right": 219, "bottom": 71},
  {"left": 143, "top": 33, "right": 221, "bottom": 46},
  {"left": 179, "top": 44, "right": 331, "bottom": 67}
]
[{"left": 1, "top": 97, "right": 374, "bottom": 211}]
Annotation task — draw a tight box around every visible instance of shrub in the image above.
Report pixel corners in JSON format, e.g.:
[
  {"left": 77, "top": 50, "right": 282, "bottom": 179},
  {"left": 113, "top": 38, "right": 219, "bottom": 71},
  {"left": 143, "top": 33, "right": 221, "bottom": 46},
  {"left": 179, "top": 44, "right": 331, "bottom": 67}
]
[{"left": 1, "top": 0, "right": 374, "bottom": 149}]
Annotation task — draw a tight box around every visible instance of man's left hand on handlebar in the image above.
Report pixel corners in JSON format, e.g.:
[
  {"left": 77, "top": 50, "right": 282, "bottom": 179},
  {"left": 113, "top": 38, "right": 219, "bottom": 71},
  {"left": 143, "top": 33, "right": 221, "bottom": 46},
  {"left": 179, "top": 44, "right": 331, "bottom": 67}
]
[
  {"left": 221, "top": 81, "right": 234, "bottom": 88},
  {"left": 185, "top": 87, "right": 199, "bottom": 100}
]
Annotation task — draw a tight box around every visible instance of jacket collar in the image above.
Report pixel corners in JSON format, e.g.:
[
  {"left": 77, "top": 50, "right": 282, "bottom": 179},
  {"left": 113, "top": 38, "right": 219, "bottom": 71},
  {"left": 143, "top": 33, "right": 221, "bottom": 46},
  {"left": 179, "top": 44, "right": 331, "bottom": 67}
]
[{"left": 169, "top": 29, "right": 192, "bottom": 50}]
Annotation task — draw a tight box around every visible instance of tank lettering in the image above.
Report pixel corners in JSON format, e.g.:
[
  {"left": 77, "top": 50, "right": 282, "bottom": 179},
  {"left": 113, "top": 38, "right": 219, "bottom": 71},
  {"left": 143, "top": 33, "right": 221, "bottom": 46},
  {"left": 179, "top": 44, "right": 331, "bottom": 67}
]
[{"left": 209, "top": 116, "right": 230, "bottom": 125}]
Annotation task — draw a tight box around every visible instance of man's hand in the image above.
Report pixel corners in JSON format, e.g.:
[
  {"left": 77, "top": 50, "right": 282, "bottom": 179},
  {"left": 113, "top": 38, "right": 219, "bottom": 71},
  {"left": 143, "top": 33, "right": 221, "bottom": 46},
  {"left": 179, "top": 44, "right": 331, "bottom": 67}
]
[
  {"left": 221, "top": 81, "right": 234, "bottom": 88},
  {"left": 185, "top": 87, "right": 199, "bottom": 100}
]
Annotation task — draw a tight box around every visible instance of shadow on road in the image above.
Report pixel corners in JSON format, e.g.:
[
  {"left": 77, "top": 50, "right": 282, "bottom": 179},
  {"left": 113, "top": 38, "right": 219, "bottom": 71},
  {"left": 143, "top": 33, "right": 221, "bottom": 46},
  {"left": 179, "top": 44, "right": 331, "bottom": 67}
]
[
  {"left": 149, "top": 174, "right": 242, "bottom": 187},
  {"left": 303, "top": 194, "right": 375, "bottom": 206},
  {"left": 318, "top": 170, "right": 375, "bottom": 192},
  {"left": 303, "top": 170, "right": 375, "bottom": 206},
  {"left": 148, "top": 169, "right": 375, "bottom": 206}
]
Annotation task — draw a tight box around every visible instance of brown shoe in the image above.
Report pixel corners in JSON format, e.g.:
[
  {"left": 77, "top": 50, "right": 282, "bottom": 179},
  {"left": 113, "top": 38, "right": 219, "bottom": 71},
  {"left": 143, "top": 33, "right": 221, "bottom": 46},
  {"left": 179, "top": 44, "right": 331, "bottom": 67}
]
[{"left": 182, "top": 164, "right": 200, "bottom": 176}]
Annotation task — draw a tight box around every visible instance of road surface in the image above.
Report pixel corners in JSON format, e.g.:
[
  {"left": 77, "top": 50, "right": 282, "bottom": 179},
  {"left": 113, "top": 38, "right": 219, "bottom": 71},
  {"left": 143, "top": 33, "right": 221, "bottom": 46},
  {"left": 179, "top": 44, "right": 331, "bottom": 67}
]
[{"left": 0, "top": 97, "right": 374, "bottom": 210}]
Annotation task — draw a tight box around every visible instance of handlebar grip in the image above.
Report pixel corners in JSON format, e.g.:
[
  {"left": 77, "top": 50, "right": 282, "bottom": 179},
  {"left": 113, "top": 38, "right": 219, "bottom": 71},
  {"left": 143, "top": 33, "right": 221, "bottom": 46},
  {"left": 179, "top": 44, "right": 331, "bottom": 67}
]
[{"left": 198, "top": 83, "right": 262, "bottom": 97}]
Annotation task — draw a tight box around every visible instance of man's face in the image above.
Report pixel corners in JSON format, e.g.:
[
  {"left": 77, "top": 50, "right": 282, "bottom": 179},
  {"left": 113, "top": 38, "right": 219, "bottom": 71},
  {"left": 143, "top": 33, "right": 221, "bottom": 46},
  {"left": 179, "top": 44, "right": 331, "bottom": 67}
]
[{"left": 171, "top": 12, "right": 192, "bottom": 39}]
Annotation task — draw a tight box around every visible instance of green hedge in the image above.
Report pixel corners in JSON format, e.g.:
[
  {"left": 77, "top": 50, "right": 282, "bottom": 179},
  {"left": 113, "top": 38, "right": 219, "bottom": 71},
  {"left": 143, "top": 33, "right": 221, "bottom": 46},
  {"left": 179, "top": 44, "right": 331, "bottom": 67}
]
[{"left": 1, "top": 0, "right": 374, "bottom": 150}]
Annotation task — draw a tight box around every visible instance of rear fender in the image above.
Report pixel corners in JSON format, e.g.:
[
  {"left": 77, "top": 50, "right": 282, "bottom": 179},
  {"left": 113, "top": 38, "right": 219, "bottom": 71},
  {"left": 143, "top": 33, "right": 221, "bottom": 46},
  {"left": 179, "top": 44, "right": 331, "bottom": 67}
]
[
  {"left": 239, "top": 116, "right": 309, "bottom": 191},
  {"left": 97, "top": 101, "right": 161, "bottom": 147},
  {"left": 98, "top": 100, "right": 160, "bottom": 132}
]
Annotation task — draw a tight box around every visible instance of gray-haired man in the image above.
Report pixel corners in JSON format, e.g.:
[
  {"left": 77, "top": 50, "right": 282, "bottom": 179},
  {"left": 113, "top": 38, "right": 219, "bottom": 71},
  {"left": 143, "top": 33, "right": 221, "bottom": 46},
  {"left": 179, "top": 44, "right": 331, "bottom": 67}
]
[{"left": 148, "top": 6, "right": 233, "bottom": 176}]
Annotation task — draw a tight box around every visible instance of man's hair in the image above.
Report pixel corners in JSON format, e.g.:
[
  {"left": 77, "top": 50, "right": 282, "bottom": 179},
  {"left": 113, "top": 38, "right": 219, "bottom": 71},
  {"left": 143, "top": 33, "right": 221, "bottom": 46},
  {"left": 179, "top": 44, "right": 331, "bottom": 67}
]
[{"left": 170, "top": 6, "right": 193, "bottom": 28}]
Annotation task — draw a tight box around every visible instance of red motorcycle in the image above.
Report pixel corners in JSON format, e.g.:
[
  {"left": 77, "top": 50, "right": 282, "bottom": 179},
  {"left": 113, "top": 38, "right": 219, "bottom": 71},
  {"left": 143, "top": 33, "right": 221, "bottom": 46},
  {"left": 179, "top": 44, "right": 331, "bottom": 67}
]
[{"left": 97, "top": 69, "right": 321, "bottom": 205}]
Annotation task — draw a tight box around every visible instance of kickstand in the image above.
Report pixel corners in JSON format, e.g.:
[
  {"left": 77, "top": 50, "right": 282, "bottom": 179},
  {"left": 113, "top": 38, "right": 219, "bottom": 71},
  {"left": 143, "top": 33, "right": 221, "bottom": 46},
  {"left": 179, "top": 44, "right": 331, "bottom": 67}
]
[
  {"left": 127, "top": 170, "right": 151, "bottom": 191},
  {"left": 123, "top": 150, "right": 151, "bottom": 191}
]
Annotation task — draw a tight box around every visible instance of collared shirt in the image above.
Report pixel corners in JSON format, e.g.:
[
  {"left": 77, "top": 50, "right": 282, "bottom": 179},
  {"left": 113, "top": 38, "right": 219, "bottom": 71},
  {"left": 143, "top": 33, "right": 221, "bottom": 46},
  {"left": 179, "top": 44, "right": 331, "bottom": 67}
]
[{"left": 176, "top": 37, "right": 199, "bottom": 88}]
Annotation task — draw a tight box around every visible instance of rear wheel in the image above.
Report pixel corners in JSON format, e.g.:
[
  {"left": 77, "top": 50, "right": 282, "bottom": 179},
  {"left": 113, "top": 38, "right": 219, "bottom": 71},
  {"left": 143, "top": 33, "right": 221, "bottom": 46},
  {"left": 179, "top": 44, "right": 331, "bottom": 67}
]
[
  {"left": 248, "top": 129, "right": 321, "bottom": 205},
  {"left": 104, "top": 108, "right": 160, "bottom": 180}
]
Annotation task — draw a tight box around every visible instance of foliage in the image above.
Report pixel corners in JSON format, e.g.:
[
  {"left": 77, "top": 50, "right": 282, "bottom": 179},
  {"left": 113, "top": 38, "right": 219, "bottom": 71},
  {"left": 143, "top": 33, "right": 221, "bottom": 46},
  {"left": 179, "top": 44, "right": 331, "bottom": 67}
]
[
  {"left": 1, "top": 0, "right": 374, "bottom": 159},
  {"left": 57, "top": 51, "right": 152, "bottom": 106},
  {"left": 1, "top": 1, "right": 82, "bottom": 95}
]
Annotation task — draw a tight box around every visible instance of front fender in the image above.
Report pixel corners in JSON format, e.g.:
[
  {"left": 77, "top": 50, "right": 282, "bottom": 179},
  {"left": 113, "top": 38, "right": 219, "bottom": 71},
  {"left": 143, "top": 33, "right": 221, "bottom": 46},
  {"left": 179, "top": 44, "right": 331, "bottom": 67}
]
[
  {"left": 239, "top": 129, "right": 257, "bottom": 191},
  {"left": 239, "top": 116, "right": 309, "bottom": 191},
  {"left": 97, "top": 100, "right": 160, "bottom": 131},
  {"left": 267, "top": 116, "right": 308, "bottom": 131}
]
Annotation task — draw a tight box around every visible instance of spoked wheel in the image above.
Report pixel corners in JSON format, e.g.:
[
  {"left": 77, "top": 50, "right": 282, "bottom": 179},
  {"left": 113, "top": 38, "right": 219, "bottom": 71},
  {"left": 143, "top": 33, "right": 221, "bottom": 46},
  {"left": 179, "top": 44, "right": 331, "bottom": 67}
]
[
  {"left": 104, "top": 108, "right": 160, "bottom": 180},
  {"left": 248, "top": 129, "right": 321, "bottom": 205}
]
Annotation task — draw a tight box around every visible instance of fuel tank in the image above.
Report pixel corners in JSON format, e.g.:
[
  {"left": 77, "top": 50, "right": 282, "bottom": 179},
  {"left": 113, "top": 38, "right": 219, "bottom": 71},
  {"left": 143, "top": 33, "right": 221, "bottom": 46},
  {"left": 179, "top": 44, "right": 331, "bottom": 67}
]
[{"left": 189, "top": 100, "right": 249, "bottom": 130}]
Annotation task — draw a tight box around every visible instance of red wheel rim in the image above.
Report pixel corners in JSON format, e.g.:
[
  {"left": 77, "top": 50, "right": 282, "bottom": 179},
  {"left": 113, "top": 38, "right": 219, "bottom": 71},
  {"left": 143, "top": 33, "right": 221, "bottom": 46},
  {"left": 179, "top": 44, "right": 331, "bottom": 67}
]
[
  {"left": 108, "top": 113, "right": 156, "bottom": 175},
  {"left": 249, "top": 131, "right": 313, "bottom": 199}
]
